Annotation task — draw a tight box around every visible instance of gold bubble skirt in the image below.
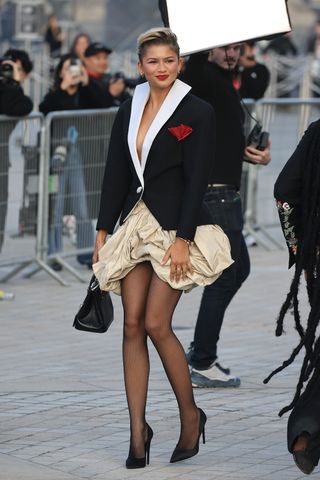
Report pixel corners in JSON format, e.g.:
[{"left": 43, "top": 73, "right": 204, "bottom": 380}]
[{"left": 93, "top": 201, "right": 233, "bottom": 295}]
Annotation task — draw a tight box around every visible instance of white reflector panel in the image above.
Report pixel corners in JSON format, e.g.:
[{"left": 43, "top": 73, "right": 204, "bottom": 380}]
[{"left": 165, "top": 0, "right": 291, "bottom": 55}]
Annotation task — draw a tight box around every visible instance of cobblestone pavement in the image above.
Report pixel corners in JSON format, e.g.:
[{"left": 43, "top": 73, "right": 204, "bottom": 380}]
[{"left": 0, "top": 247, "right": 313, "bottom": 480}]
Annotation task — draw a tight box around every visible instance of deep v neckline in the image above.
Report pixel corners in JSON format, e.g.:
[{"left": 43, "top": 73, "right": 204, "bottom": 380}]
[
  {"left": 127, "top": 79, "right": 192, "bottom": 188},
  {"left": 136, "top": 101, "right": 162, "bottom": 164}
]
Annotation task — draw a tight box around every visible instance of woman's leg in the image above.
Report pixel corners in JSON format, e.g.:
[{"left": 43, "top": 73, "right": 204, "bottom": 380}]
[
  {"left": 145, "top": 273, "right": 200, "bottom": 449},
  {"left": 121, "top": 262, "right": 153, "bottom": 458}
]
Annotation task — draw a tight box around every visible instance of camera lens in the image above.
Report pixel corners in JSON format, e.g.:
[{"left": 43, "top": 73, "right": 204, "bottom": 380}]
[{"left": 0, "top": 62, "right": 13, "bottom": 79}]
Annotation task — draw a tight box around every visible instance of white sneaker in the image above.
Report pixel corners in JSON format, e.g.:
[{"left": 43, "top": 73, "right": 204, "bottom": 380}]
[
  {"left": 186, "top": 345, "right": 231, "bottom": 374},
  {"left": 191, "top": 363, "right": 241, "bottom": 388}
]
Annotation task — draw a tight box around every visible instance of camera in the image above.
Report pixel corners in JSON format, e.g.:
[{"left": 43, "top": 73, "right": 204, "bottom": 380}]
[
  {"left": 0, "top": 57, "right": 14, "bottom": 84},
  {"left": 69, "top": 58, "right": 81, "bottom": 83},
  {"left": 246, "top": 122, "right": 269, "bottom": 151}
]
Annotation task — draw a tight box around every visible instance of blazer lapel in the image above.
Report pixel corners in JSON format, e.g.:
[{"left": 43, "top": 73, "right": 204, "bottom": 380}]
[
  {"left": 127, "top": 79, "right": 192, "bottom": 182},
  {"left": 141, "top": 79, "right": 191, "bottom": 172},
  {"left": 127, "top": 82, "right": 149, "bottom": 187}
]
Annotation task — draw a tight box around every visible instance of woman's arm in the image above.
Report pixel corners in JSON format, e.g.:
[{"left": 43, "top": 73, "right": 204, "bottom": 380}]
[
  {"left": 96, "top": 102, "right": 132, "bottom": 233},
  {"left": 274, "top": 121, "right": 318, "bottom": 266},
  {"left": 162, "top": 101, "right": 215, "bottom": 283}
]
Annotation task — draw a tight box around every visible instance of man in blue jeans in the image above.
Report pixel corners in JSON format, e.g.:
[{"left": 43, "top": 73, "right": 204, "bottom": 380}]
[{"left": 182, "top": 45, "right": 271, "bottom": 387}]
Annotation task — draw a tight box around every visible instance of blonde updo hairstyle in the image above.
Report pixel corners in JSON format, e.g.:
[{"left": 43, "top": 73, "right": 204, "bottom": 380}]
[{"left": 137, "top": 27, "right": 180, "bottom": 61}]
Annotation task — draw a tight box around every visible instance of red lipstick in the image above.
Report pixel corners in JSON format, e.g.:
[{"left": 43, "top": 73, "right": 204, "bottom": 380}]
[{"left": 156, "top": 75, "right": 169, "bottom": 81}]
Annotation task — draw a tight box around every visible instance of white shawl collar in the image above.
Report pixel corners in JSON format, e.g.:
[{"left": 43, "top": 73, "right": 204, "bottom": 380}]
[{"left": 127, "top": 79, "right": 191, "bottom": 186}]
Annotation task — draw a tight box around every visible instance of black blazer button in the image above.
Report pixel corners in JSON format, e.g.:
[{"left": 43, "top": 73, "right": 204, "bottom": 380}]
[{"left": 136, "top": 186, "right": 143, "bottom": 194}]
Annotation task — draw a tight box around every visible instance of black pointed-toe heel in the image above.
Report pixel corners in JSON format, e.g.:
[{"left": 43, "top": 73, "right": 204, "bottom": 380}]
[
  {"left": 292, "top": 432, "right": 315, "bottom": 475},
  {"left": 293, "top": 451, "right": 315, "bottom": 475},
  {"left": 126, "top": 423, "right": 153, "bottom": 469},
  {"left": 170, "top": 408, "right": 207, "bottom": 463}
]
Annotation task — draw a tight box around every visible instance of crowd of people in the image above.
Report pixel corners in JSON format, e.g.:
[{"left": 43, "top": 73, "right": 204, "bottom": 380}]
[
  {"left": 0, "top": 29, "right": 137, "bottom": 270},
  {"left": 2, "top": 8, "right": 320, "bottom": 475}
]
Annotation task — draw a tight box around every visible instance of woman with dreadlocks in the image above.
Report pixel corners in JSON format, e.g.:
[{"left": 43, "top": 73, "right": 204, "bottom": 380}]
[{"left": 264, "top": 120, "right": 320, "bottom": 475}]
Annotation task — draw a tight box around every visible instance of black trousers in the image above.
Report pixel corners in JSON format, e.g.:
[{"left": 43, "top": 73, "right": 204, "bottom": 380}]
[{"left": 190, "top": 186, "right": 250, "bottom": 370}]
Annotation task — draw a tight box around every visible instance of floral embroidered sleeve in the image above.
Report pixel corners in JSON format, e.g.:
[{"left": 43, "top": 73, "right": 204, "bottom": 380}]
[{"left": 276, "top": 200, "right": 299, "bottom": 268}]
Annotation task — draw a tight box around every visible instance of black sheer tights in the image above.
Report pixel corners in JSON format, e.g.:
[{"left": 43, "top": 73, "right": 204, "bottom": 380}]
[{"left": 121, "top": 262, "right": 199, "bottom": 458}]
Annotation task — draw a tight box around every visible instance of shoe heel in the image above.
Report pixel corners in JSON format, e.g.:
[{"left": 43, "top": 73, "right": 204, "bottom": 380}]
[
  {"left": 146, "top": 443, "right": 150, "bottom": 465},
  {"left": 126, "top": 423, "right": 153, "bottom": 469},
  {"left": 146, "top": 423, "right": 153, "bottom": 465}
]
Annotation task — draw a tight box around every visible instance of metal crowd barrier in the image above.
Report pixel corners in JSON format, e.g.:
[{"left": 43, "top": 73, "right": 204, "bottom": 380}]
[
  {"left": 33, "top": 108, "right": 119, "bottom": 285},
  {"left": 243, "top": 98, "right": 320, "bottom": 249},
  {"left": 0, "top": 113, "right": 43, "bottom": 282}
]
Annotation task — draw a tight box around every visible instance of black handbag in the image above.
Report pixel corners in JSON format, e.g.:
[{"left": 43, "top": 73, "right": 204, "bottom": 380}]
[{"left": 73, "top": 276, "right": 114, "bottom": 333}]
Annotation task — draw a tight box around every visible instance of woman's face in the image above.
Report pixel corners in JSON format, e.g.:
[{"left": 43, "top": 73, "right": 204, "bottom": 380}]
[
  {"left": 75, "top": 36, "right": 90, "bottom": 58},
  {"left": 138, "top": 44, "right": 181, "bottom": 90},
  {"left": 49, "top": 15, "right": 58, "bottom": 29}
]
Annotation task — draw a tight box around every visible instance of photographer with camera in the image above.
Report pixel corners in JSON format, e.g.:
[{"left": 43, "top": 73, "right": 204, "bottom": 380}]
[
  {"left": 83, "top": 42, "right": 134, "bottom": 105},
  {"left": 0, "top": 49, "right": 33, "bottom": 253},
  {"left": 39, "top": 53, "right": 112, "bottom": 113},
  {"left": 181, "top": 44, "right": 271, "bottom": 388},
  {"left": 0, "top": 48, "right": 33, "bottom": 116}
]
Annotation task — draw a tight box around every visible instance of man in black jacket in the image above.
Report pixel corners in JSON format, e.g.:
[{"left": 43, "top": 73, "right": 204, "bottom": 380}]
[
  {"left": 181, "top": 44, "right": 271, "bottom": 388},
  {"left": 0, "top": 49, "right": 33, "bottom": 251}
]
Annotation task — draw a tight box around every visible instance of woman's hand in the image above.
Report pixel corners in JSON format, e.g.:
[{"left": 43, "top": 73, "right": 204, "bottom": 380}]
[
  {"left": 162, "top": 237, "right": 193, "bottom": 283},
  {"left": 108, "top": 78, "right": 125, "bottom": 97},
  {"left": 60, "top": 69, "right": 79, "bottom": 91},
  {"left": 92, "top": 229, "right": 108, "bottom": 264}
]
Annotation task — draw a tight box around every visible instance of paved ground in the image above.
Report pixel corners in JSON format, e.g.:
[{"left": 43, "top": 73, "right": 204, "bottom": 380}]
[{"left": 0, "top": 246, "right": 315, "bottom": 480}]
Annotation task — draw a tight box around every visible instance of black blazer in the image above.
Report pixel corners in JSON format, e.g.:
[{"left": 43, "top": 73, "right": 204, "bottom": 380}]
[{"left": 96, "top": 79, "right": 215, "bottom": 241}]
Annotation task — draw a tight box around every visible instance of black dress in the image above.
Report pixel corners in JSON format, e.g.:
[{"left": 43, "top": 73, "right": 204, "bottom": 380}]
[{"left": 274, "top": 120, "right": 320, "bottom": 463}]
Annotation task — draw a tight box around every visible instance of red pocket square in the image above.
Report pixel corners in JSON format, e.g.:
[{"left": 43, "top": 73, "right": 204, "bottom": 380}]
[{"left": 168, "top": 124, "right": 193, "bottom": 141}]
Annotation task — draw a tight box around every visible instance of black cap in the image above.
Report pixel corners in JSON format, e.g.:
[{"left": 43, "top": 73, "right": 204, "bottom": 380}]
[{"left": 84, "top": 42, "right": 112, "bottom": 57}]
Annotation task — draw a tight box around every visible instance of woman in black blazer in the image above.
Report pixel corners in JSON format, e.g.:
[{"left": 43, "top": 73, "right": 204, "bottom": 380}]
[
  {"left": 265, "top": 121, "right": 320, "bottom": 474},
  {"left": 92, "top": 28, "right": 232, "bottom": 468}
]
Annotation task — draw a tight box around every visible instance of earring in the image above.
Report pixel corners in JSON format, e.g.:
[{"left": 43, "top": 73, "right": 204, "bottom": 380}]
[{"left": 140, "top": 72, "right": 144, "bottom": 77}]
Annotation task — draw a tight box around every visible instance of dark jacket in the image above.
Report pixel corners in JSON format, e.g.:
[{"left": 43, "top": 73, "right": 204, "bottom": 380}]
[
  {"left": 238, "top": 63, "right": 270, "bottom": 100},
  {"left": 274, "top": 121, "right": 320, "bottom": 267},
  {"left": 97, "top": 80, "right": 215, "bottom": 241},
  {"left": 0, "top": 82, "right": 33, "bottom": 116},
  {"left": 39, "top": 77, "right": 114, "bottom": 114},
  {"left": 181, "top": 53, "right": 245, "bottom": 188},
  {"left": 45, "top": 27, "right": 62, "bottom": 57}
]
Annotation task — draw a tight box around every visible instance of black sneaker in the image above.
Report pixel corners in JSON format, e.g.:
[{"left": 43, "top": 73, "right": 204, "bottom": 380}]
[{"left": 48, "top": 260, "right": 62, "bottom": 272}]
